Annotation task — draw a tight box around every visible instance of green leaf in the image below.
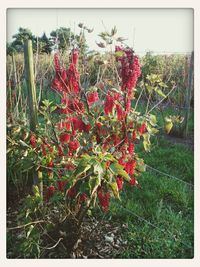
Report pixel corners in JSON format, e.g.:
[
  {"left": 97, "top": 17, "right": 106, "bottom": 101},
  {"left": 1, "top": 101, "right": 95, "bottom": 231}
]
[
  {"left": 26, "top": 225, "right": 34, "bottom": 239},
  {"left": 146, "top": 85, "right": 153, "bottom": 94},
  {"left": 111, "top": 26, "right": 117, "bottom": 36},
  {"left": 73, "top": 159, "right": 91, "bottom": 178},
  {"left": 116, "top": 37, "right": 127, "bottom": 42},
  {"left": 109, "top": 182, "right": 119, "bottom": 199},
  {"left": 19, "top": 140, "right": 30, "bottom": 147},
  {"left": 80, "top": 154, "right": 91, "bottom": 161},
  {"left": 82, "top": 116, "right": 89, "bottom": 125},
  {"left": 93, "top": 162, "right": 104, "bottom": 179},
  {"left": 149, "top": 114, "right": 157, "bottom": 126},
  {"left": 159, "top": 81, "right": 168, "bottom": 88},
  {"left": 109, "top": 163, "right": 130, "bottom": 181},
  {"left": 32, "top": 185, "right": 40, "bottom": 198},
  {"left": 103, "top": 153, "right": 115, "bottom": 162},
  {"left": 164, "top": 121, "right": 173, "bottom": 134},
  {"left": 155, "top": 88, "right": 166, "bottom": 98},
  {"left": 89, "top": 176, "right": 101, "bottom": 195},
  {"left": 115, "top": 51, "right": 124, "bottom": 57},
  {"left": 143, "top": 132, "right": 151, "bottom": 152},
  {"left": 136, "top": 158, "right": 146, "bottom": 172},
  {"left": 147, "top": 125, "right": 159, "bottom": 135},
  {"left": 50, "top": 105, "right": 57, "bottom": 113},
  {"left": 42, "top": 99, "right": 52, "bottom": 107}
]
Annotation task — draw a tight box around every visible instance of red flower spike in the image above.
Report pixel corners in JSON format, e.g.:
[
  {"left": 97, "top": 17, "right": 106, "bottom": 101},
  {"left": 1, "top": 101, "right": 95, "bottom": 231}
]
[
  {"left": 115, "top": 46, "right": 141, "bottom": 95},
  {"left": 113, "top": 134, "right": 121, "bottom": 146},
  {"left": 60, "top": 133, "right": 71, "bottom": 143},
  {"left": 97, "top": 188, "right": 110, "bottom": 212},
  {"left": 132, "top": 130, "right": 137, "bottom": 141},
  {"left": 128, "top": 143, "right": 134, "bottom": 156},
  {"left": 129, "top": 177, "right": 137, "bottom": 187},
  {"left": 66, "top": 64, "right": 80, "bottom": 94},
  {"left": 58, "top": 145, "right": 64, "bottom": 156},
  {"left": 71, "top": 48, "right": 79, "bottom": 65},
  {"left": 116, "top": 176, "right": 124, "bottom": 191},
  {"left": 30, "top": 134, "right": 36, "bottom": 148},
  {"left": 80, "top": 193, "right": 87, "bottom": 202},
  {"left": 65, "top": 163, "right": 75, "bottom": 170},
  {"left": 104, "top": 93, "right": 115, "bottom": 115},
  {"left": 96, "top": 122, "right": 102, "bottom": 129},
  {"left": 118, "top": 157, "right": 126, "bottom": 168},
  {"left": 41, "top": 143, "right": 47, "bottom": 156},
  {"left": 138, "top": 123, "right": 146, "bottom": 135},
  {"left": 71, "top": 117, "right": 85, "bottom": 131},
  {"left": 54, "top": 53, "right": 61, "bottom": 73},
  {"left": 116, "top": 104, "right": 125, "bottom": 121},
  {"left": 125, "top": 160, "right": 136, "bottom": 175},
  {"left": 58, "top": 121, "right": 71, "bottom": 131},
  {"left": 126, "top": 98, "right": 131, "bottom": 113},
  {"left": 47, "top": 185, "right": 55, "bottom": 200},
  {"left": 67, "top": 186, "right": 76, "bottom": 198},
  {"left": 83, "top": 123, "right": 91, "bottom": 133},
  {"left": 87, "top": 92, "right": 99, "bottom": 106},
  {"left": 52, "top": 51, "right": 80, "bottom": 95},
  {"left": 57, "top": 176, "right": 65, "bottom": 192},
  {"left": 68, "top": 140, "right": 80, "bottom": 151},
  {"left": 105, "top": 161, "right": 111, "bottom": 169}
]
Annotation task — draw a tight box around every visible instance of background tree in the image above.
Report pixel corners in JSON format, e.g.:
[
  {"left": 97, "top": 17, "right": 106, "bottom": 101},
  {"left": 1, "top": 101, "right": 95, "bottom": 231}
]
[
  {"left": 38, "top": 32, "right": 53, "bottom": 54},
  {"left": 11, "top": 27, "right": 35, "bottom": 53}
]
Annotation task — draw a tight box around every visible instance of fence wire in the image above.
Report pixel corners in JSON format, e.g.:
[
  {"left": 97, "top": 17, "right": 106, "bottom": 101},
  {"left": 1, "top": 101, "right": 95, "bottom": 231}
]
[
  {"left": 115, "top": 202, "right": 194, "bottom": 251},
  {"left": 146, "top": 164, "right": 194, "bottom": 188}
]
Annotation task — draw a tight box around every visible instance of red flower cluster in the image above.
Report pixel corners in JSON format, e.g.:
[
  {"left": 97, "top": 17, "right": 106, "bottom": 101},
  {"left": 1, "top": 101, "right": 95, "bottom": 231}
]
[
  {"left": 58, "top": 145, "right": 63, "bottom": 156},
  {"left": 87, "top": 91, "right": 99, "bottom": 106},
  {"left": 138, "top": 123, "right": 146, "bottom": 135},
  {"left": 41, "top": 142, "right": 53, "bottom": 156},
  {"left": 104, "top": 92, "right": 115, "bottom": 115},
  {"left": 97, "top": 188, "right": 110, "bottom": 212},
  {"left": 116, "top": 176, "right": 124, "bottom": 191},
  {"left": 60, "top": 133, "right": 70, "bottom": 143},
  {"left": 57, "top": 176, "right": 66, "bottom": 192},
  {"left": 68, "top": 140, "right": 80, "bottom": 151},
  {"left": 115, "top": 46, "right": 141, "bottom": 96},
  {"left": 125, "top": 160, "right": 136, "bottom": 175},
  {"left": 41, "top": 143, "right": 46, "bottom": 156},
  {"left": 47, "top": 185, "right": 55, "bottom": 200},
  {"left": 80, "top": 193, "right": 87, "bottom": 202},
  {"left": 104, "top": 91, "right": 126, "bottom": 121},
  {"left": 116, "top": 103, "right": 126, "bottom": 121},
  {"left": 47, "top": 160, "right": 53, "bottom": 176},
  {"left": 67, "top": 186, "right": 76, "bottom": 198},
  {"left": 30, "top": 134, "right": 36, "bottom": 148},
  {"left": 129, "top": 177, "right": 137, "bottom": 187},
  {"left": 51, "top": 49, "right": 80, "bottom": 95},
  {"left": 57, "top": 121, "right": 71, "bottom": 131},
  {"left": 128, "top": 143, "right": 134, "bottom": 156},
  {"left": 60, "top": 93, "right": 85, "bottom": 114}
]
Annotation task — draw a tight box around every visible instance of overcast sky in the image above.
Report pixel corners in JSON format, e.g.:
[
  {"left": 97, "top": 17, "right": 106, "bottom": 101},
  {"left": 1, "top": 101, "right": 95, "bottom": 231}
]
[{"left": 7, "top": 8, "right": 193, "bottom": 54}]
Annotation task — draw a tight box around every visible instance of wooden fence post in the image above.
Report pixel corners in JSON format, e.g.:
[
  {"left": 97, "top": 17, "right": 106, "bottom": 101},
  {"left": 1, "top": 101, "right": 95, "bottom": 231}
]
[
  {"left": 24, "top": 40, "right": 38, "bottom": 131},
  {"left": 183, "top": 51, "right": 194, "bottom": 138},
  {"left": 24, "top": 40, "right": 42, "bottom": 197}
]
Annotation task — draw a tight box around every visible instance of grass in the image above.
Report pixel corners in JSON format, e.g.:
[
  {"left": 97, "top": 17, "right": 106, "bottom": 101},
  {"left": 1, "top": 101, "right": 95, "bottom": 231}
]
[{"left": 106, "top": 136, "right": 194, "bottom": 258}]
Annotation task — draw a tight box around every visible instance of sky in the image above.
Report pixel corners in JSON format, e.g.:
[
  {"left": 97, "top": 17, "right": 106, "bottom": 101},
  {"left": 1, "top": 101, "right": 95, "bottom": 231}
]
[{"left": 7, "top": 8, "right": 194, "bottom": 54}]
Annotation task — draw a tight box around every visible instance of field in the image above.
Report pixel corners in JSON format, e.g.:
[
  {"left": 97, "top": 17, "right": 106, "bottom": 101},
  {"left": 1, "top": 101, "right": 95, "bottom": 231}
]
[{"left": 6, "top": 30, "right": 194, "bottom": 259}]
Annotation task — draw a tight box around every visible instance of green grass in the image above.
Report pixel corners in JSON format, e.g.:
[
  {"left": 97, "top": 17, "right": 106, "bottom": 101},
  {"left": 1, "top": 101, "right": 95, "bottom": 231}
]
[{"left": 107, "top": 136, "right": 194, "bottom": 258}]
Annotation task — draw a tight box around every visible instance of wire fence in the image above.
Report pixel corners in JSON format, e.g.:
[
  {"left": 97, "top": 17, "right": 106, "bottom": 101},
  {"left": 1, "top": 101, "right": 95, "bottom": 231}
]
[
  {"left": 115, "top": 202, "right": 193, "bottom": 251},
  {"left": 146, "top": 164, "right": 194, "bottom": 188}
]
